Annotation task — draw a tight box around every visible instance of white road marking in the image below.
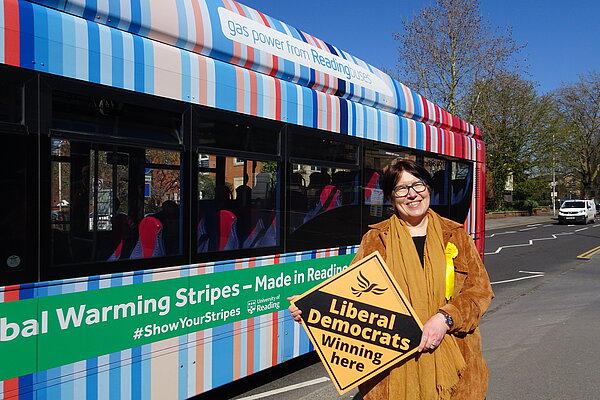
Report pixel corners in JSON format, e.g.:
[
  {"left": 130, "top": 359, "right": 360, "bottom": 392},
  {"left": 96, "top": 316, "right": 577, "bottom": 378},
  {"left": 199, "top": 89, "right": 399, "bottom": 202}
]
[
  {"left": 518, "top": 227, "right": 538, "bottom": 231},
  {"left": 485, "top": 232, "right": 574, "bottom": 255},
  {"left": 491, "top": 270, "right": 545, "bottom": 285},
  {"left": 574, "top": 227, "right": 589, "bottom": 232},
  {"left": 485, "top": 231, "right": 517, "bottom": 238},
  {"left": 235, "top": 377, "right": 331, "bottom": 400},
  {"left": 519, "top": 270, "right": 545, "bottom": 274}
]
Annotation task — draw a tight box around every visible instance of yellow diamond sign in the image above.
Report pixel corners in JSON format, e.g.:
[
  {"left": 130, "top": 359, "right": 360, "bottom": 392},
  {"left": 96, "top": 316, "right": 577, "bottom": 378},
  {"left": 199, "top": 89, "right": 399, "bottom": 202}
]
[{"left": 292, "top": 251, "right": 423, "bottom": 394}]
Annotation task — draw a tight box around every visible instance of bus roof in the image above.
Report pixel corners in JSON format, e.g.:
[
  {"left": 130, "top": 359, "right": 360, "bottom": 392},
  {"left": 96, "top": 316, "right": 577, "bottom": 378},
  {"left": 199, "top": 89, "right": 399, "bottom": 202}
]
[{"left": 24, "top": 0, "right": 479, "bottom": 139}]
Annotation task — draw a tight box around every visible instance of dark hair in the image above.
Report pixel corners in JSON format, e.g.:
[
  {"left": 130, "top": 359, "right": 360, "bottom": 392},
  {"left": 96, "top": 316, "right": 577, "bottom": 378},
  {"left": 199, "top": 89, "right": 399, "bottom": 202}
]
[{"left": 381, "top": 159, "right": 432, "bottom": 199}]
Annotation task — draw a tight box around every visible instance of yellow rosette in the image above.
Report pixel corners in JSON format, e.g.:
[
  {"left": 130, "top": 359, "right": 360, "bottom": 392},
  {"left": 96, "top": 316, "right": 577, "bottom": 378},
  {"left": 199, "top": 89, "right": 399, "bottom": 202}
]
[{"left": 445, "top": 242, "right": 459, "bottom": 300}]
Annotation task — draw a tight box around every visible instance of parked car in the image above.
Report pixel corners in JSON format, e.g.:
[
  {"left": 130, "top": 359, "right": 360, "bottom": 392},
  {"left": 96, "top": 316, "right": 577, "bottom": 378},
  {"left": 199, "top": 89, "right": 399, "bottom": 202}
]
[{"left": 558, "top": 200, "right": 596, "bottom": 224}]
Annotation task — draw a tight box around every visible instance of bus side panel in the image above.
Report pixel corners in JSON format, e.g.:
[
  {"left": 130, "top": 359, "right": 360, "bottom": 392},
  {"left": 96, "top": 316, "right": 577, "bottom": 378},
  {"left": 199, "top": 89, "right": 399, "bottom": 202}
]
[{"left": 0, "top": 248, "right": 357, "bottom": 399}]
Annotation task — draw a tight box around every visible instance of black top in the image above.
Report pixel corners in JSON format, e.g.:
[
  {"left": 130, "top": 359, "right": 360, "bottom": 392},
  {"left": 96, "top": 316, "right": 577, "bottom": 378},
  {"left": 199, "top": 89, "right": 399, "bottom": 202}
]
[{"left": 412, "top": 235, "right": 426, "bottom": 267}]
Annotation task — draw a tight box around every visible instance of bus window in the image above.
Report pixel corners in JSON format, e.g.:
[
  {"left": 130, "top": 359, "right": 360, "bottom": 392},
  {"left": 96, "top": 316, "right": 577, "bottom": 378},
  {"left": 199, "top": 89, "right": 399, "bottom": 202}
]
[
  {"left": 362, "top": 147, "right": 416, "bottom": 227},
  {"left": 50, "top": 140, "right": 182, "bottom": 264},
  {"left": 449, "top": 161, "right": 474, "bottom": 223},
  {"left": 287, "top": 164, "right": 360, "bottom": 251},
  {"left": 197, "top": 155, "right": 280, "bottom": 252}
]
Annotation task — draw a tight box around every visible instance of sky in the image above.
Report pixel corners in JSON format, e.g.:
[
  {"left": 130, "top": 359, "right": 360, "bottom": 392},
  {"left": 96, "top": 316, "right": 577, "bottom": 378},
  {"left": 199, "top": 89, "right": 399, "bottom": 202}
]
[{"left": 242, "top": 0, "right": 600, "bottom": 95}]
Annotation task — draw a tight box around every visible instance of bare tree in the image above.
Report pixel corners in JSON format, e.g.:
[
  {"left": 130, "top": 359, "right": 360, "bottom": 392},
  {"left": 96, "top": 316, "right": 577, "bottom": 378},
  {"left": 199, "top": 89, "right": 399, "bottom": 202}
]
[
  {"left": 554, "top": 71, "right": 600, "bottom": 199},
  {"left": 394, "top": 0, "right": 523, "bottom": 118}
]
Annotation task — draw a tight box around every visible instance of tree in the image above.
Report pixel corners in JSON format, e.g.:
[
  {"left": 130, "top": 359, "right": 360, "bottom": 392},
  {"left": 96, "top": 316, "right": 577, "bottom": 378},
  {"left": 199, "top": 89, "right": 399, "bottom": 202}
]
[
  {"left": 554, "top": 71, "right": 600, "bottom": 199},
  {"left": 394, "top": 0, "right": 522, "bottom": 118},
  {"left": 467, "top": 72, "right": 558, "bottom": 208}
]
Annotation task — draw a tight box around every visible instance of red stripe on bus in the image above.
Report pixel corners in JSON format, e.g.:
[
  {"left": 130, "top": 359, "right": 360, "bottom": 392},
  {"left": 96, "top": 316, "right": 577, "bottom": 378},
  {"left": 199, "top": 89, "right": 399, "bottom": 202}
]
[
  {"left": 5, "top": 0, "right": 20, "bottom": 67},
  {"left": 5, "top": 285, "right": 20, "bottom": 301},
  {"left": 271, "top": 313, "right": 278, "bottom": 366},
  {"left": 4, "top": 377, "right": 19, "bottom": 399},
  {"left": 249, "top": 72, "right": 257, "bottom": 116},
  {"left": 246, "top": 317, "right": 255, "bottom": 374},
  {"left": 191, "top": 0, "right": 204, "bottom": 54},
  {"left": 274, "top": 78, "right": 281, "bottom": 120}
]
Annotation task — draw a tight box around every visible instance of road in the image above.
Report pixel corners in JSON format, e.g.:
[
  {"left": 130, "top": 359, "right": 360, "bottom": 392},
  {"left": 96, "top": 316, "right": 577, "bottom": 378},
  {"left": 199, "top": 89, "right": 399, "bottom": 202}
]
[{"left": 197, "top": 216, "right": 600, "bottom": 399}]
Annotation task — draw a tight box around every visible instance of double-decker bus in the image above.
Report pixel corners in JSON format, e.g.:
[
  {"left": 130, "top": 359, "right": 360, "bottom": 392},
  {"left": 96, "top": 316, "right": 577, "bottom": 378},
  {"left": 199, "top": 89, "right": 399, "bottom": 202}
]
[{"left": 0, "top": 0, "right": 485, "bottom": 398}]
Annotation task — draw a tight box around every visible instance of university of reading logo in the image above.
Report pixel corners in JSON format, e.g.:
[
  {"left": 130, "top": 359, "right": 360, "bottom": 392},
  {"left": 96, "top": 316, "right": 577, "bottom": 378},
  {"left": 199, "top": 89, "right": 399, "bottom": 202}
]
[
  {"left": 247, "top": 300, "right": 257, "bottom": 314},
  {"left": 351, "top": 271, "right": 387, "bottom": 297}
]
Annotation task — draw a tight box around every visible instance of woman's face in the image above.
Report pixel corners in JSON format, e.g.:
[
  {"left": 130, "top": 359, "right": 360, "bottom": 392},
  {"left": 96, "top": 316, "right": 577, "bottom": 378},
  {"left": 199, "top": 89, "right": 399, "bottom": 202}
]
[{"left": 390, "top": 171, "right": 430, "bottom": 223}]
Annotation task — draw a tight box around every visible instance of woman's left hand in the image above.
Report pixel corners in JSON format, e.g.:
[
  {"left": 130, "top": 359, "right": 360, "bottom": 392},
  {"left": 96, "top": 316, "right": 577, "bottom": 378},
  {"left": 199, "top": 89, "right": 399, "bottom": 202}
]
[{"left": 417, "top": 313, "right": 449, "bottom": 352}]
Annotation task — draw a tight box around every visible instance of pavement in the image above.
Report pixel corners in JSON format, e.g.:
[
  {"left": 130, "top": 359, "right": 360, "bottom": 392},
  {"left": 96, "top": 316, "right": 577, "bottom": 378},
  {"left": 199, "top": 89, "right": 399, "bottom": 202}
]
[
  {"left": 485, "top": 213, "right": 556, "bottom": 230},
  {"left": 482, "top": 246, "right": 600, "bottom": 399}
]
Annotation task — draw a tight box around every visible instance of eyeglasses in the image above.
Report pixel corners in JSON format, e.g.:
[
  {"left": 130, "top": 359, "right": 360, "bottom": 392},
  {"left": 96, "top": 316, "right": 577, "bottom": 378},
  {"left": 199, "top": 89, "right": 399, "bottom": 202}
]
[{"left": 392, "top": 180, "right": 428, "bottom": 197}]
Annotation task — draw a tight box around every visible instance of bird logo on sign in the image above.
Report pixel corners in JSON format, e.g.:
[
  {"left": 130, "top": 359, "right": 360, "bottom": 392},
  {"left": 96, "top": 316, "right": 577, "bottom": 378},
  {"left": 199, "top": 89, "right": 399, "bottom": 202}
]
[{"left": 351, "top": 271, "right": 387, "bottom": 297}]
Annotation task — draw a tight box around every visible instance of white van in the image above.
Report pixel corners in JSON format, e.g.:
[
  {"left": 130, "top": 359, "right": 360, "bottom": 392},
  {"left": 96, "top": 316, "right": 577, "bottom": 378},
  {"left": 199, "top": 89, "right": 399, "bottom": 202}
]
[{"left": 558, "top": 200, "right": 597, "bottom": 224}]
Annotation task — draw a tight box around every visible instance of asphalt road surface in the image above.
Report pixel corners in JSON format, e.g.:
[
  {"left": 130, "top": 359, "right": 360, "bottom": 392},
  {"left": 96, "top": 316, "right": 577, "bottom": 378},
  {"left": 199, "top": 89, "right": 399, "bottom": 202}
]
[{"left": 196, "top": 216, "right": 600, "bottom": 400}]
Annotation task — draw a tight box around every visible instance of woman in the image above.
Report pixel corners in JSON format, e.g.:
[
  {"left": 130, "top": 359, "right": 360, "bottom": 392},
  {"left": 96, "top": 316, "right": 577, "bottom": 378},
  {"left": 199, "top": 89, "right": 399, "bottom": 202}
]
[{"left": 288, "top": 159, "right": 493, "bottom": 399}]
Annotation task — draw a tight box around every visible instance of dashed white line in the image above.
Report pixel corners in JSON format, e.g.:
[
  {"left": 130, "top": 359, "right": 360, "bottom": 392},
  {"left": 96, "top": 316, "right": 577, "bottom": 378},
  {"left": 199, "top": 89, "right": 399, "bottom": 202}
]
[
  {"left": 518, "top": 227, "right": 538, "bottom": 231},
  {"left": 574, "top": 227, "right": 589, "bottom": 232},
  {"left": 235, "top": 377, "right": 331, "bottom": 400}
]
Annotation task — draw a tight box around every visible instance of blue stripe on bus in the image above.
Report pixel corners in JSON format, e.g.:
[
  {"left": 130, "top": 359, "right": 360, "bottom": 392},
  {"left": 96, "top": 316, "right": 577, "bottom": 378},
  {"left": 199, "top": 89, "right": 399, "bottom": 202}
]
[
  {"left": 109, "top": 353, "right": 121, "bottom": 399},
  {"left": 17, "top": 1, "right": 34, "bottom": 69},
  {"left": 18, "top": 374, "right": 34, "bottom": 400},
  {"left": 416, "top": 120, "right": 424, "bottom": 150},
  {"left": 324, "top": 41, "right": 338, "bottom": 56},
  {"left": 175, "top": 0, "right": 187, "bottom": 48},
  {"left": 410, "top": 89, "right": 423, "bottom": 120},
  {"left": 46, "top": 9, "right": 63, "bottom": 75},
  {"left": 131, "top": 346, "right": 142, "bottom": 399},
  {"left": 87, "top": 21, "right": 100, "bottom": 84},
  {"left": 307, "top": 68, "right": 315, "bottom": 92},
  {"left": 141, "top": 344, "right": 151, "bottom": 399},
  {"left": 339, "top": 98, "right": 348, "bottom": 135},
  {"left": 215, "top": 64, "right": 235, "bottom": 113},
  {"left": 107, "top": 0, "right": 121, "bottom": 27},
  {"left": 62, "top": 14, "right": 76, "bottom": 78},
  {"left": 111, "top": 29, "right": 124, "bottom": 88},
  {"left": 212, "top": 324, "right": 233, "bottom": 387},
  {"left": 132, "top": 35, "right": 145, "bottom": 92},
  {"left": 143, "top": 40, "right": 154, "bottom": 94},
  {"left": 81, "top": 0, "right": 97, "bottom": 21},
  {"left": 86, "top": 358, "right": 99, "bottom": 399},
  {"left": 178, "top": 335, "right": 188, "bottom": 398},
  {"left": 400, "top": 117, "right": 408, "bottom": 147},
  {"left": 129, "top": 0, "right": 142, "bottom": 35},
  {"left": 181, "top": 50, "right": 191, "bottom": 101},
  {"left": 282, "top": 313, "right": 295, "bottom": 359},
  {"left": 311, "top": 90, "right": 318, "bottom": 129}
]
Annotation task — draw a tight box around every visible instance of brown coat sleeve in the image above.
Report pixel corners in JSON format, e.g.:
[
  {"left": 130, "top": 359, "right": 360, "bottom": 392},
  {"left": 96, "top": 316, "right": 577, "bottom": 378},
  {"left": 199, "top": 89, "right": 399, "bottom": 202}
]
[{"left": 440, "top": 229, "right": 494, "bottom": 333}]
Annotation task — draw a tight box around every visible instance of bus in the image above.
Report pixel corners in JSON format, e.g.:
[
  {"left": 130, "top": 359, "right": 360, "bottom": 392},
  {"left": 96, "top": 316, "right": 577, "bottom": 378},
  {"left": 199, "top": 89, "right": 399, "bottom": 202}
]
[{"left": 0, "top": 0, "right": 485, "bottom": 398}]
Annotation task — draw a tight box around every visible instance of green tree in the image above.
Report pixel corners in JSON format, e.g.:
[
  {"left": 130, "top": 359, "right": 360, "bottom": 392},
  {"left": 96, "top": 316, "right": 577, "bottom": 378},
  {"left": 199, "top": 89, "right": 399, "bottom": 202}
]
[{"left": 467, "top": 72, "right": 558, "bottom": 208}]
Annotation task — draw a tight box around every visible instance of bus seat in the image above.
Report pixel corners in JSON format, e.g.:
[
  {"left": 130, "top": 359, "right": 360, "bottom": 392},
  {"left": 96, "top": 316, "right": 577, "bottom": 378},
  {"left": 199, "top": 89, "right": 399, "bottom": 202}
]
[
  {"left": 130, "top": 217, "right": 165, "bottom": 258},
  {"left": 197, "top": 218, "right": 209, "bottom": 253},
  {"left": 303, "top": 185, "right": 341, "bottom": 223},
  {"left": 217, "top": 210, "right": 239, "bottom": 250},
  {"left": 108, "top": 241, "right": 123, "bottom": 261},
  {"left": 365, "top": 171, "right": 381, "bottom": 204},
  {"left": 243, "top": 216, "right": 277, "bottom": 248}
]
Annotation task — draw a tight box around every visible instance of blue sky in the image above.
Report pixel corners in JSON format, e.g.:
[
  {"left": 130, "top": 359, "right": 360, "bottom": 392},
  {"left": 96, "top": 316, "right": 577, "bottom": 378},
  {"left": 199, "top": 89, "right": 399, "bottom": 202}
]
[{"left": 244, "top": 0, "right": 600, "bottom": 95}]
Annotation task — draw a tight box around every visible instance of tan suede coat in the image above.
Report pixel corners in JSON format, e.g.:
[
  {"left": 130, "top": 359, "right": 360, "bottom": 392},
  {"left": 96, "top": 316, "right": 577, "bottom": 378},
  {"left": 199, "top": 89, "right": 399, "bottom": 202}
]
[{"left": 353, "top": 217, "right": 494, "bottom": 400}]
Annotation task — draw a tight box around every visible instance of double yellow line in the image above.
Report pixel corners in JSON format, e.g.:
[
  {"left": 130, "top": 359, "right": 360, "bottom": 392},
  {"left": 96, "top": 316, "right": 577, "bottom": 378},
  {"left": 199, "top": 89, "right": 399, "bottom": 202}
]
[{"left": 577, "top": 245, "right": 600, "bottom": 259}]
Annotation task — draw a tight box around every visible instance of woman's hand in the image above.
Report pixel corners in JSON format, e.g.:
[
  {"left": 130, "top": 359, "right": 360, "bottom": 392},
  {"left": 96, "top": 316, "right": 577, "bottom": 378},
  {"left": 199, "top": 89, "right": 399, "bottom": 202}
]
[
  {"left": 287, "top": 295, "right": 303, "bottom": 323},
  {"left": 417, "top": 313, "right": 449, "bottom": 352}
]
